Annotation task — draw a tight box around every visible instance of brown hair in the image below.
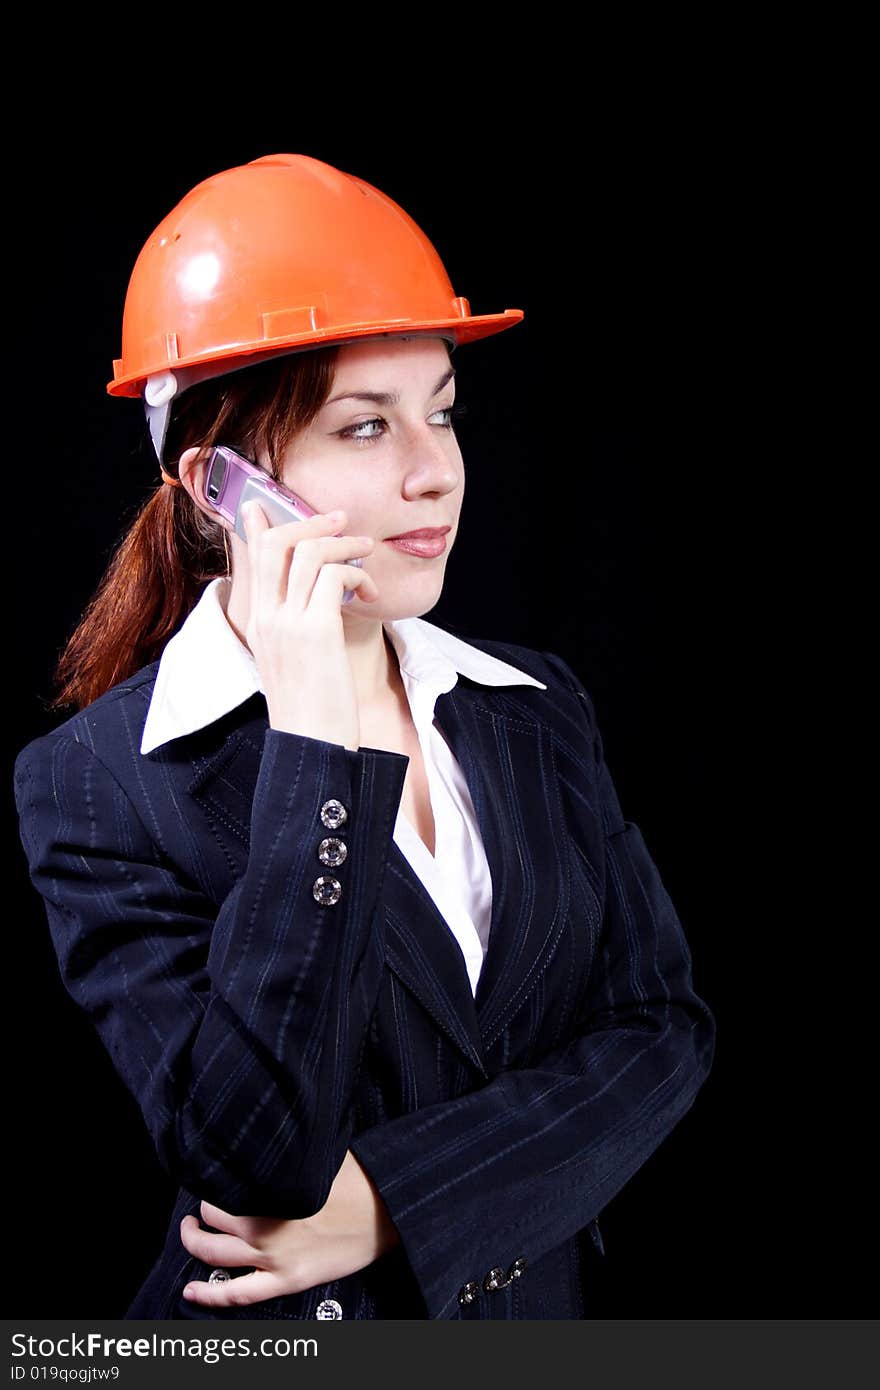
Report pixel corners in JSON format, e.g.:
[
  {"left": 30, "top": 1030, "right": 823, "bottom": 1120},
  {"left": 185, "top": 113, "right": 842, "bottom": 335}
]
[{"left": 50, "top": 346, "right": 340, "bottom": 712}]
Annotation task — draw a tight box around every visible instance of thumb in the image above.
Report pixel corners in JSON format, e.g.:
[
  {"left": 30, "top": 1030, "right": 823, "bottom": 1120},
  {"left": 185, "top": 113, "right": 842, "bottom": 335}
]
[{"left": 183, "top": 1267, "right": 283, "bottom": 1307}]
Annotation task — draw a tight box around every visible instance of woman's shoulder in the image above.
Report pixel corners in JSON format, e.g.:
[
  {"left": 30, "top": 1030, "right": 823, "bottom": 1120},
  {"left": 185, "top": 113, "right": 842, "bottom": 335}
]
[
  {"left": 437, "top": 621, "right": 596, "bottom": 705},
  {"left": 427, "top": 621, "right": 602, "bottom": 770},
  {"left": 14, "top": 659, "right": 163, "bottom": 783}
]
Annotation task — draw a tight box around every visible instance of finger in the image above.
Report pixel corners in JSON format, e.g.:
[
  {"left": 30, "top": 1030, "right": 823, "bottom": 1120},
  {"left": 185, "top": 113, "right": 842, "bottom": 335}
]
[
  {"left": 197, "top": 1198, "right": 257, "bottom": 1237},
  {"left": 256, "top": 508, "right": 347, "bottom": 540},
  {"left": 240, "top": 499, "right": 270, "bottom": 553},
  {"left": 287, "top": 535, "right": 375, "bottom": 608},
  {"left": 247, "top": 508, "right": 344, "bottom": 607},
  {"left": 182, "top": 1268, "right": 283, "bottom": 1308},
  {"left": 180, "top": 1216, "right": 262, "bottom": 1267},
  {"left": 244, "top": 505, "right": 345, "bottom": 546},
  {"left": 241, "top": 499, "right": 272, "bottom": 609},
  {"left": 311, "top": 561, "right": 380, "bottom": 608}
]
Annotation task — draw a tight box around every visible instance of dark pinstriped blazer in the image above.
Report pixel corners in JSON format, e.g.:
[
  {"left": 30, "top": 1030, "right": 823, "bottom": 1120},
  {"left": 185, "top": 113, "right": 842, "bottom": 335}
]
[{"left": 13, "top": 629, "right": 716, "bottom": 1320}]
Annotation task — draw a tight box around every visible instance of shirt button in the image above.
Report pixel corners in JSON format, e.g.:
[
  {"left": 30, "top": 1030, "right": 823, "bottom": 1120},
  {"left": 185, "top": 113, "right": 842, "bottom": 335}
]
[
  {"left": 458, "top": 1281, "right": 481, "bottom": 1306},
  {"left": 315, "top": 1299, "right": 344, "bottom": 1319},
  {"left": 318, "top": 837, "right": 348, "bottom": 867},
  {"left": 313, "top": 876, "right": 342, "bottom": 906},
  {"left": 320, "top": 799, "right": 348, "bottom": 830}
]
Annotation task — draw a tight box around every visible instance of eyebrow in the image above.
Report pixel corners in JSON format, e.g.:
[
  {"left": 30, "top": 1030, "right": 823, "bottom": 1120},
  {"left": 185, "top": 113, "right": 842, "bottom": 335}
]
[{"left": 325, "top": 366, "right": 456, "bottom": 407}]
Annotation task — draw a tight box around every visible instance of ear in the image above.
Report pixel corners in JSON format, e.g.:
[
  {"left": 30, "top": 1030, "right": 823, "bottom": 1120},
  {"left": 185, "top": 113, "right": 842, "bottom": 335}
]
[{"left": 176, "top": 447, "right": 233, "bottom": 528}]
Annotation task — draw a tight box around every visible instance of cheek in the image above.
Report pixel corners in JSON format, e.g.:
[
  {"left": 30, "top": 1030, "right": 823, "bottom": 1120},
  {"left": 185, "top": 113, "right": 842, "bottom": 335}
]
[{"left": 281, "top": 461, "right": 371, "bottom": 522}]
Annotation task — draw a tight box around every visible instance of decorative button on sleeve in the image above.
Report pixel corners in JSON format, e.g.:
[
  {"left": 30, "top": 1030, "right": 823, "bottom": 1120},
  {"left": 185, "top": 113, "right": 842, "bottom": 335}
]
[
  {"left": 458, "top": 1280, "right": 481, "bottom": 1306},
  {"left": 318, "top": 837, "right": 348, "bottom": 867},
  {"left": 482, "top": 1257, "right": 527, "bottom": 1293},
  {"left": 320, "top": 799, "right": 348, "bottom": 830},
  {"left": 313, "top": 801, "right": 348, "bottom": 905},
  {"left": 312, "top": 876, "right": 343, "bottom": 906}
]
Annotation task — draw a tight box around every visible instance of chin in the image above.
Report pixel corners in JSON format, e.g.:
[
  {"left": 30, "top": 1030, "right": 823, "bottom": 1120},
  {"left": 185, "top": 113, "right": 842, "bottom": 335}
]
[{"left": 347, "top": 582, "right": 445, "bottom": 623}]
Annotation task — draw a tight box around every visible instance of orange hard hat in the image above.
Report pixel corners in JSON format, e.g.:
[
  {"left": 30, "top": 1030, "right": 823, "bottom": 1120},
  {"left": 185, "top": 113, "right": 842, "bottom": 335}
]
[{"left": 108, "top": 153, "right": 524, "bottom": 462}]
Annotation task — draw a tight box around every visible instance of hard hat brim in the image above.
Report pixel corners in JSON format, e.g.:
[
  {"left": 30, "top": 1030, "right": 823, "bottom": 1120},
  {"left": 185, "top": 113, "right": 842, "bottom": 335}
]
[{"left": 107, "top": 311, "right": 524, "bottom": 399}]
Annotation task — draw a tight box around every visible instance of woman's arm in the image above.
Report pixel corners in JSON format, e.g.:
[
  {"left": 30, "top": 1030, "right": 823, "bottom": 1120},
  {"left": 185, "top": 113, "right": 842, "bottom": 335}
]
[
  {"left": 13, "top": 726, "right": 409, "bottom": 1218},
  {"left": 348, "top": 655, "right": 717, "bottom": 1318}
]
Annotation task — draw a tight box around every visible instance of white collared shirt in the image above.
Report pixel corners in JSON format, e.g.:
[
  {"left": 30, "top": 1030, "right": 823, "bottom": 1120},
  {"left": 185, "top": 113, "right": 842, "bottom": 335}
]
[{"left": 141, "top": 578, "right": 546, "bottom": 995}]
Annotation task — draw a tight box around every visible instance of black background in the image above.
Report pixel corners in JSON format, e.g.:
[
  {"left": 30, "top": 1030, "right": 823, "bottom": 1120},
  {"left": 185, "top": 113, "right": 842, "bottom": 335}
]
[{"left": 6, "top": 96, "right": 833, "bottom": 1320}]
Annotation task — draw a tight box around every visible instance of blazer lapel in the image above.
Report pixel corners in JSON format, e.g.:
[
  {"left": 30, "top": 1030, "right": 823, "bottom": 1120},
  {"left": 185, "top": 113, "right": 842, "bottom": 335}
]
[
  {"left": 432, "top": 680, "right": 572, "bottom": 1051},
  {"left": 380, "top": 859, "right": 488, "bottom": 1078}
]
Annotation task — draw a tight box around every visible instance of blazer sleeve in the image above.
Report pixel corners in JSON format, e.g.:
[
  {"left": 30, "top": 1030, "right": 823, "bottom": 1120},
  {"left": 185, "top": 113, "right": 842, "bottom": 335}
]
[
  {"left": 13, "top": 725, "right": 409, "bottom": 1217},
  {"left": 349, "top": 652, "right": 717, "bottom": 1318}
]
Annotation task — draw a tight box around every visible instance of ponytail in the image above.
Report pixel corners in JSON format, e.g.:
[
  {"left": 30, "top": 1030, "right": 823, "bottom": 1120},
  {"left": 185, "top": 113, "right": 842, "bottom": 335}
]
[
  {"left": 49, "top": 346, "right": 339, "bottom": 712},
  {"left": 49, "top": 484, "right": 225, "bottom": 712}
]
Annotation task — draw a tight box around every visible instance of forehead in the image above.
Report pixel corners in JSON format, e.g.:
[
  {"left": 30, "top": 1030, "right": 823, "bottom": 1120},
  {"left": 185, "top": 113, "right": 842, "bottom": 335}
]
[{"left": 332, "top": 336, "right": 452, "bottom": 380}]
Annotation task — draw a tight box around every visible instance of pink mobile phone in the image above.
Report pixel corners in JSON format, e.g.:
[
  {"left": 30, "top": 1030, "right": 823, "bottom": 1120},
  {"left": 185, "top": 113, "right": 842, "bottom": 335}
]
[{"left": 202, "top": 445, "right": 361, "bottom": 604}]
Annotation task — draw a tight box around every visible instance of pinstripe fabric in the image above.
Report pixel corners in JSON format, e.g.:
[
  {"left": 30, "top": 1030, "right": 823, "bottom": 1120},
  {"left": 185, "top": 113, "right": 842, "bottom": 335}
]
[
  {"left": 13, "top": 629, "right": 716, "bottom": 1319},
  {"left": 139, "top": 578, "right": 552, "bottom": 997}
]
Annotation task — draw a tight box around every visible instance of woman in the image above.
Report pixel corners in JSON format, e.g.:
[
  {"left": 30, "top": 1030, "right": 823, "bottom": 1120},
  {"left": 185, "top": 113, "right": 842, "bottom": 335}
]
[{"left": 13, "top": 153, "right": 716, "bottom": 1320}]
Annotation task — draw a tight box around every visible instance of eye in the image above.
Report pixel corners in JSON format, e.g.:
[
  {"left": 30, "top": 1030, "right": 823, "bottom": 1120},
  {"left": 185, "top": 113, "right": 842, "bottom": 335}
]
[
  {"left": 433, "top": 404, "right": 469, "bottom": 428},
  {"left": 337, "top": 416, "right": 386, "bottom": 442},
  {"left": 337, "top": 403, "right": 468, "bottom": 444}
]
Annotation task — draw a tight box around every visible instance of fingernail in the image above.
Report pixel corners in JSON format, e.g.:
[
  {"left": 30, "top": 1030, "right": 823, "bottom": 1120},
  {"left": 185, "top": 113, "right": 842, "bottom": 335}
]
[
  {"left": 182, "top": 1285, "right": 195, "bottom": 1299},
  {"left": 327, "top": 509, "right": 345, "bottom": 522}
]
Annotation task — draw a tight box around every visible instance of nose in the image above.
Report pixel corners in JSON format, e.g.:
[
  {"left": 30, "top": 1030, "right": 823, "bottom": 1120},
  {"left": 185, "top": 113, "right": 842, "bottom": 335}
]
[{"left": 399, "top": 420, "right": 461, "bottom": 498}]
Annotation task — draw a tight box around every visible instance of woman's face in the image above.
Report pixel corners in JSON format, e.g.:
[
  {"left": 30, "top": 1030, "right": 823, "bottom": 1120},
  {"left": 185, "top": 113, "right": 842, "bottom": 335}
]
[{"left": 264, "top": 336, "right": 464, "bottom": 623}]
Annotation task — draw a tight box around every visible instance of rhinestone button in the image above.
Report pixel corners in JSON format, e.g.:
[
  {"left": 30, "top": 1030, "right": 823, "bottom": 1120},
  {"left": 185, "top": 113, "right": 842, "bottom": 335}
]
[
  {"left": 207, "top": 1269, "right": 230, "bottom": 1285},
  {"left": 320, "top": 799, "right": 348, "bottom": 830},
  {"left": 318, "top": 836, "right": 348, "bottom": 867},
  {"left": 483, "top": 1266, "right": 512, "bottom": 1292},
  {"left": 315, "top": 1298, "right": 343, "bottom": 1320},
  {"left": 458, "top": 1281, "right": 481, "bottom": 1306},
  {"left": 312, "top": 876, "right": 342, "bottom": 906},
  {"left": 509, "top": 1257, "right": 527, "bottom": 1278}
]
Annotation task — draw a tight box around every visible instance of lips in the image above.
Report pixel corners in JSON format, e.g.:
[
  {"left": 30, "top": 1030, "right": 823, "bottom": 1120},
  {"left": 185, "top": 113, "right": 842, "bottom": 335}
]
[
  {"left": 385, "top": 526, "right": 451, "bottom": 540},
  {"left": 384, "top": 531, "right": 448, "bottom": 557}
]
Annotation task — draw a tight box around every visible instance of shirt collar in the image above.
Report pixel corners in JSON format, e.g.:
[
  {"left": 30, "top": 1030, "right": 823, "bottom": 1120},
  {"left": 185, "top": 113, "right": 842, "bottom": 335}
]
[{"left": 140, "top": 577, "right": 546, "bottom": 755}]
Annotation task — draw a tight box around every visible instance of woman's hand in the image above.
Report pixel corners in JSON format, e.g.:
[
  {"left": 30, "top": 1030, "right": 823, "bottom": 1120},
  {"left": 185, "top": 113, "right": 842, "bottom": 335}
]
[
  {"left": 179, "top": 1150, "right": 400, "bottom": 1309},
  {"left": 242, "top": 502, "right": 380, "bottom": 752}
]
